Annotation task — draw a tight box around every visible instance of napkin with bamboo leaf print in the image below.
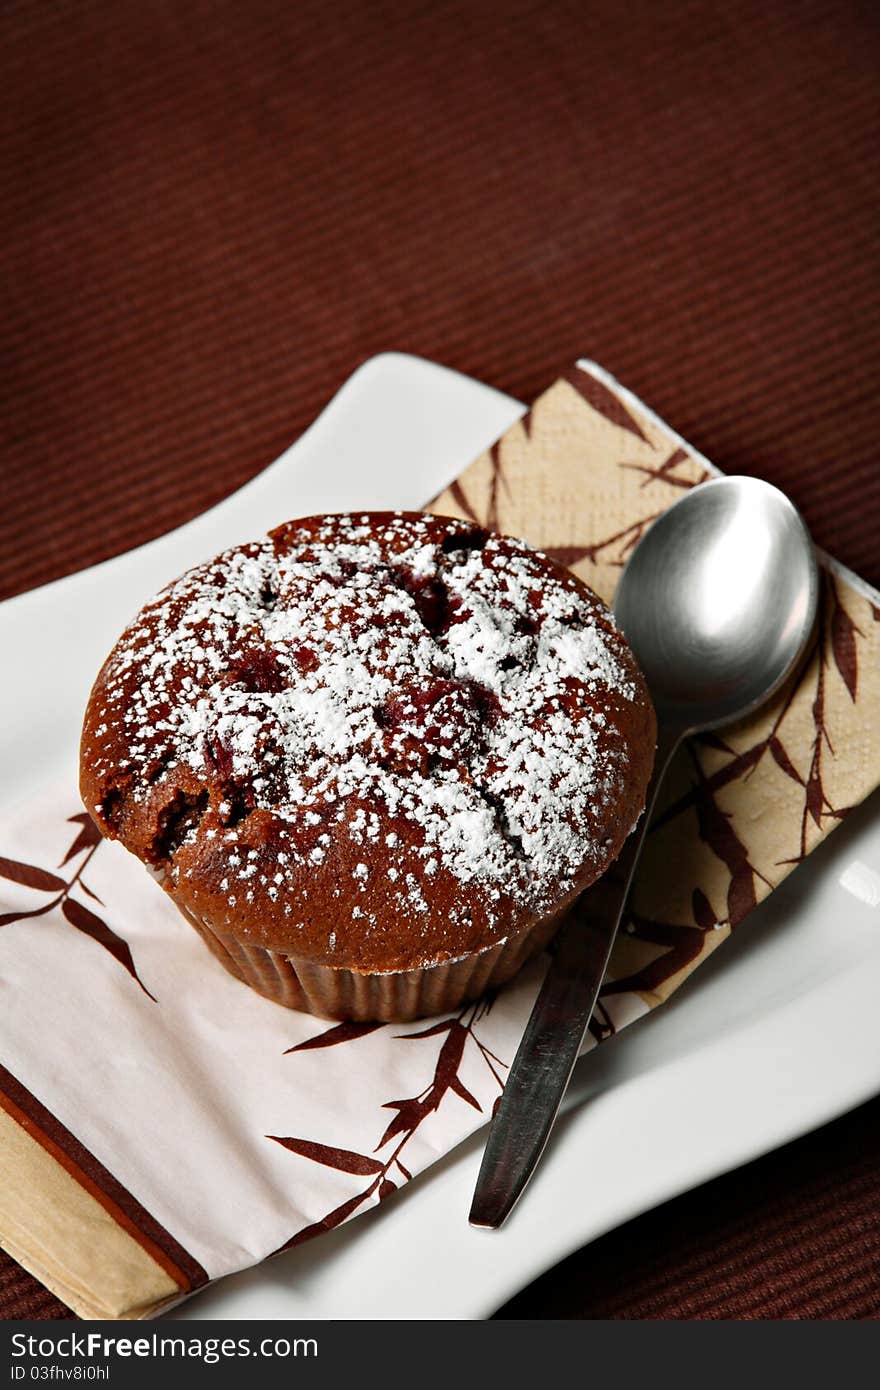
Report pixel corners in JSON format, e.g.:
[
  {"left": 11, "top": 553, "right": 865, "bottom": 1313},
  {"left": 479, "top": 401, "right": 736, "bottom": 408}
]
[{"left": 1, "top": 361, "right": 878, "bottom": 1321}]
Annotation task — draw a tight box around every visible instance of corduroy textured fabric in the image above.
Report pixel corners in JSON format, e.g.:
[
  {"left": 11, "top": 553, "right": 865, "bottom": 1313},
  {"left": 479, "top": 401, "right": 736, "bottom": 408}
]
[{"left": 1, "top": 0, "right": 878, "bottom": 1319}]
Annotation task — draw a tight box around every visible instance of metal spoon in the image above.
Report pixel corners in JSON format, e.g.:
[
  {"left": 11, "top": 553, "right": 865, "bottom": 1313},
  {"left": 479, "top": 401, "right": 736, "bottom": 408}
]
[{"left": 469, "top": 475, "right": 818, "bottom": 1229}]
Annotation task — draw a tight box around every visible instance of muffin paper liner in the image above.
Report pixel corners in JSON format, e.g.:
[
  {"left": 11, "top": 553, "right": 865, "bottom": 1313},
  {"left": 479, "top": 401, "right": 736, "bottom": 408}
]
[
  {"left": 1, "top": 361, "right": 878, "bottom": 1319},
  {"left": 176, "top": 898, "right": 564, "bottom": 1021}
]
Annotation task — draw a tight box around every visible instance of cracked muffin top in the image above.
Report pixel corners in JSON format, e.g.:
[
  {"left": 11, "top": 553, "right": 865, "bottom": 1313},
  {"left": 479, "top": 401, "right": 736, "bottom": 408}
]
[{"left": 80, "top": 513, "right": 656, "bottom": 972}]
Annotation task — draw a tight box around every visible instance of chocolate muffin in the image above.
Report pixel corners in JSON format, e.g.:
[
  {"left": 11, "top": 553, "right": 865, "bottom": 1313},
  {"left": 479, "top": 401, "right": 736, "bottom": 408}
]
[{"left": 80, "top": 513, "right": 656, "bottom": 1020}]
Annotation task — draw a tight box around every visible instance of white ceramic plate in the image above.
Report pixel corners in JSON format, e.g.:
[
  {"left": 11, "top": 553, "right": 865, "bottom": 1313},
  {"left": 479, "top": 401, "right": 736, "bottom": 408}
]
[{"left": 3, "top": 354, "right": 880, "bottom": 1320}]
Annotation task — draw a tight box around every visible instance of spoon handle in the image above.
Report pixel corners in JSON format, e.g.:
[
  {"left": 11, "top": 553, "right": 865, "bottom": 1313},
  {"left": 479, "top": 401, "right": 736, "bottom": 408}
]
[{"left": 469, "top": 723, "right": 680, "bottom": 1229}]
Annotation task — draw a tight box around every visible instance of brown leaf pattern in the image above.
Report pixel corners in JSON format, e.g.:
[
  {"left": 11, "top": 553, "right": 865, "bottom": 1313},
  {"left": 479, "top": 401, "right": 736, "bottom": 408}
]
[
  {"left": 59, "top": 811, "right": 102, "bottom": 866},
  {"left": 563, "top": 364, "right": 651, "bottom": 444},
  {"left": 268, "top": 1137, "right": 385, "bottom": 1176},
  {"left": 0, "top": 812, "right": 155, "bottom": 999},
  {"left": 274, "top": 999, "right": 506, "bottom": 1249},
  {"left": 284, "top": 1020, "right": 383, "bottom": 1053},
  {"left": 0, "top": 857, "right": 67, "bottom": 893},
  {"left": 430, "top": 364, "right": 880, "bottom": 1016},
  {"left": 829, "top": 572, "right": 861, "bottom": 702}
]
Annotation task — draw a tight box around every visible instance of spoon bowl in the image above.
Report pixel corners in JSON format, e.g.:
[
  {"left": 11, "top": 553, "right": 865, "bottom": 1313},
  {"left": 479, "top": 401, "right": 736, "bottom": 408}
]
[{"left": 613, "top": 476, "right": 819, "bottom": 733}]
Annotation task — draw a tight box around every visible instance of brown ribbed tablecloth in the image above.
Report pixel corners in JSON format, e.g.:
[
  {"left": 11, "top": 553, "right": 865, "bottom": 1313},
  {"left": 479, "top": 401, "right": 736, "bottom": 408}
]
[{"left": 2, "top": 0, "right": 878, "bottom": 1321}]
